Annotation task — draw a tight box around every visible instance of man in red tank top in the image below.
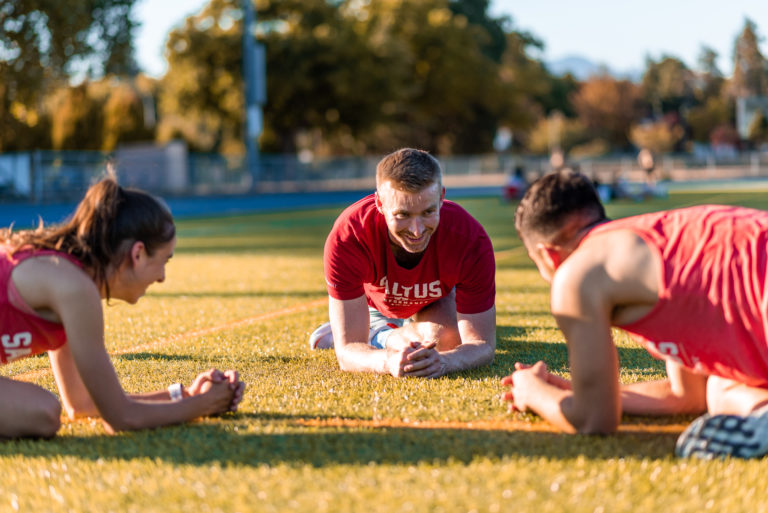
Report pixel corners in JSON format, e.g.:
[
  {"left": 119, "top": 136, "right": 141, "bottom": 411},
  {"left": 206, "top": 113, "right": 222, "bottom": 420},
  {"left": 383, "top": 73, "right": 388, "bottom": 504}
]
[
  {"left": 502, "top": 169, "right": 768, "bottom": 459},
  {"left": 310, "top": 148, "right": 496, "bottom": 378}
]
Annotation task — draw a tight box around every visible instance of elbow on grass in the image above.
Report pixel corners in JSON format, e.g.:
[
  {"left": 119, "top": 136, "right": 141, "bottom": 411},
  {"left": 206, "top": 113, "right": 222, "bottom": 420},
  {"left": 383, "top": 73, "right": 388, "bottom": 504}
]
[
  {"left": 576, "top": 416, "right": 620, "bottom": 435},
  {"left": 101, "top": 412, "right": 143, "bottom": 433},
  {"left": 480, "top": 346, "right": 495, "bottom": 367}
]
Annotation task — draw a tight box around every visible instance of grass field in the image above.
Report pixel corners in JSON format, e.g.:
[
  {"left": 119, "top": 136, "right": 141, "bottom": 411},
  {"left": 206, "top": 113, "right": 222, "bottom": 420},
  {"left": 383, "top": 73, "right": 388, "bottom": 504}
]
[{"left": 3, "top": 190, "right": 768, "bottom": 512}]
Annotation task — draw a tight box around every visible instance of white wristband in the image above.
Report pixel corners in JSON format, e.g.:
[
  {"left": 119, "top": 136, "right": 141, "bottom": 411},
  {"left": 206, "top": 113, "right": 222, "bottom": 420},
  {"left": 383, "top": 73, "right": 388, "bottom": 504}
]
[{"left": 168, "top": 383, "right": 183, "bottom": 402}]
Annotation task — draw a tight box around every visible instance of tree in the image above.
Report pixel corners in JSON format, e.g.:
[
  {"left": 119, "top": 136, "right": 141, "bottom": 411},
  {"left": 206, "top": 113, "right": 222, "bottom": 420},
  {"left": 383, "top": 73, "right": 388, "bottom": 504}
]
[
  {"left": 629, "top": 121, "right": 684, "bottom": 154},
  {"left": 157, "top": 0, "right": 245, "bottom": 153},
  {"left": 101, "top": 82, "right": 154, "bottom": 151},
  {"left": 686, "top": 97, "right": 730, "bottom": 143},
  {"left": 48, "top": 84, "right": 104, "bottom": 150},
  {"left": 495, "top": 29, "right": 557, "bottom": 135},
  {"left": 358, "top": 0, "right": 512, "bottom": 154},
  {"left": 158, "top": 0, "right": 539, "bottom": 155},
  {"left": 730, "top": 18, "right": 768, "bottom": 98},
  {"left": 155, "top": 0, "right": 564, "bottom": 155},
  {"left": 694, "top": 46, "right": 725, "bottom": 102},
  {"left": 572, "top": 75, "right": 643, "bottom": 149},
  {"left": 0, "top": 0, "right": 139, "bottom": 151},
  {"left": 447, "top": 0, "right": 508, "bottom": 62},
  {"left": 527, "top": 114, "right": 588, "bottom": 155},
  {"left": 260, "top": 0, "right": 403, "bottom": 154},
  {"left": 641, "top": 55, "right": 695, "bottom": 117}
]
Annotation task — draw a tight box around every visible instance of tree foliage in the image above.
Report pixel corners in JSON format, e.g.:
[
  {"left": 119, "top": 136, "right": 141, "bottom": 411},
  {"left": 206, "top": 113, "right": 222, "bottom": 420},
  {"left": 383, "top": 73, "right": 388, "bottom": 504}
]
[
  {"left": 629, "top": 121, "right": 684, "bottom": 154},
  {"left": 0, "top": 0, "right": 138, "bottom": 101},
  {"left": 686, "top": 97, "right": 730, "bottom": 143},
  {"left": 156, "top": 0, "right": 554, "bottom": 155},
  {"left": 642, "top": 56, "right": 695, "bottom": 116},
  {"left": 4, "top": 1, "right": 768, "bottom": 156},
  {"left": 572, "top": 75, "right": 642, "bottom": 149},
  {"left": 730, "top": 18, "right": 768, "bottom": 98},
  {"left": 44, "top": 78, "right": 152, "bottom": 151},
  {"left": 0, "top": 0, "right": 139, "bottom": 151},
  {"left": 157, "top": 0, "right": 245, "bottom": 153},
  {"left": 259, "top": 0, "right": 403, "bottom": 154},
  {"left": 527, "top": 113, "right": 588, "bottom": 155}
]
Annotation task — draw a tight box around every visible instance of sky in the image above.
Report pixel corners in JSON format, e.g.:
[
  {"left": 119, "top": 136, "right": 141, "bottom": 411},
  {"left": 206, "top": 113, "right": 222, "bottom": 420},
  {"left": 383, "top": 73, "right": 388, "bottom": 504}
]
[{"left": 133, "top": 0, "right": 768, "bottom": 78}]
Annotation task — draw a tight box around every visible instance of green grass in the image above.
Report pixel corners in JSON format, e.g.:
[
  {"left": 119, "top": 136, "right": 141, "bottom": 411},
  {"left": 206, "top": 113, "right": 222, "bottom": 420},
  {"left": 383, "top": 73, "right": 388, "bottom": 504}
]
[{"left": 3, "top": 191, "right": 768, "bottom": 511}]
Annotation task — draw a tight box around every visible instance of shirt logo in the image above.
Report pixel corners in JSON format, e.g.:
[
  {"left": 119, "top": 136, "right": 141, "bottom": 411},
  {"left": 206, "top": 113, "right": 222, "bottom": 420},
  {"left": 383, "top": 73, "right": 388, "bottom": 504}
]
[
  {"left": 645, "top": 340, "right": 693, "bottom": 367},
  {"left": 378, "top": 277, "right": 442, "bottom": 307},
  {"left": 2, "top": 331, "right": 32, "bottom": 362}
]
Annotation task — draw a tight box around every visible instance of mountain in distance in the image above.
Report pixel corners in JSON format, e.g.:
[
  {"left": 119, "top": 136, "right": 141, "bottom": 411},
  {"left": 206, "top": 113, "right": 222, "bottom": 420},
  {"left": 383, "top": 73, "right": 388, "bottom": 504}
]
[{"left": 547, "top": 55, "right": 643, "bottom": 82}]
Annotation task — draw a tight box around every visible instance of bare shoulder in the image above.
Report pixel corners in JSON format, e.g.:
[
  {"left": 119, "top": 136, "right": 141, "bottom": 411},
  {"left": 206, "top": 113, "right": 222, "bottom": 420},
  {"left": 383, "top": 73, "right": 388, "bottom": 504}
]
[
  {"left": 583, "top": 229, "right": 658, "bottom": 290},
  {"left": 13, "top": 254, "right": 98, "bottom": 309},
  {"left": 552, "top": 229, "right": 659, "bottom": 317}
]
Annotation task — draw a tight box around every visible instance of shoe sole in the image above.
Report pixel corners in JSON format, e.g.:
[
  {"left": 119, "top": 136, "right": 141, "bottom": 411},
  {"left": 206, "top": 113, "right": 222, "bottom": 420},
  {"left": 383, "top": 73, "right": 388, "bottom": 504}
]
[
  {"left": 675, "top": 413, "right": 768, "bottom": 459},
  {"left": 309, "top": 323, "right": 333, "bottom": 350}
]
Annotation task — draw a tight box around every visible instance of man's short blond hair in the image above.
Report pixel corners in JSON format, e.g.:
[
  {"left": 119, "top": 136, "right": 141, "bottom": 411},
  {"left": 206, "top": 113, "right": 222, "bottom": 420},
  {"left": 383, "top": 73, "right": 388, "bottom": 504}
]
[{"left": 376, "top": 148, "right": 442, "bottom": 192}]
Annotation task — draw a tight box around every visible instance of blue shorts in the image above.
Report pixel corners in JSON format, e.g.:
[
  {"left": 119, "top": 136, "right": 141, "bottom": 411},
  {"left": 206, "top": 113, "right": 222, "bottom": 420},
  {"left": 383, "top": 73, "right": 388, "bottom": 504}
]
[{"left": 368, "top": 307, "right": 404, "bottom": 349}]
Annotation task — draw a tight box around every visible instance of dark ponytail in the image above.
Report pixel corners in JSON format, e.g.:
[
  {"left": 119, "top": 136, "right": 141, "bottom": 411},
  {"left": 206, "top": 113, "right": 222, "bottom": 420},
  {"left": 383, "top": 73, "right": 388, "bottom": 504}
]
[{"left": 3, "top": 176, "right": 175, "bottom": 299}]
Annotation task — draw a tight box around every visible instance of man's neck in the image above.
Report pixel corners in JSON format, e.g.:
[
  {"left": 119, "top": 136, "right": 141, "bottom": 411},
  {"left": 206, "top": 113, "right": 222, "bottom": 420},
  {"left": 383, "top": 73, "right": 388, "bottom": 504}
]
[{"left": 390, "top": 241, "right": 424, "bottom": 269}]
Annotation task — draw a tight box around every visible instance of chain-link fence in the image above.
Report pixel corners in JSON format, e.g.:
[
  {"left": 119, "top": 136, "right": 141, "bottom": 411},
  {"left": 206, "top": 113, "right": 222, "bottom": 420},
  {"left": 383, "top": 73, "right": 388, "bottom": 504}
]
[{"left": 1, "top": 145, "right": 767, "bottom": 203}]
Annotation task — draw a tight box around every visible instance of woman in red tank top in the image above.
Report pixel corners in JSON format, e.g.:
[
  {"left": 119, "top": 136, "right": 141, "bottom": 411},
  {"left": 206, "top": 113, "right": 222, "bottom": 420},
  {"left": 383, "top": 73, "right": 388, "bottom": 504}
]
[{"left": 0, "top": 175, "right": 244, "bottom": 437}]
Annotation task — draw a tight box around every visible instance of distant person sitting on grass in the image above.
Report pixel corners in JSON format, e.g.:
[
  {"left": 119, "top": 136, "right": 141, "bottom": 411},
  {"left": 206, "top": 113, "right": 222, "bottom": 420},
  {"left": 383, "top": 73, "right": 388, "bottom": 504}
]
[
  {"left": 0, "top": 175, "right": 245, "bottom": 438},
  {"left": 503, "top": 166, "right": 528, "bottom": 201},
  {"left": 309, "top": 148, "right": 496, "bottom": 378},
  {"left": 503, "top": 169, "right": 768, "bottom": 459}
]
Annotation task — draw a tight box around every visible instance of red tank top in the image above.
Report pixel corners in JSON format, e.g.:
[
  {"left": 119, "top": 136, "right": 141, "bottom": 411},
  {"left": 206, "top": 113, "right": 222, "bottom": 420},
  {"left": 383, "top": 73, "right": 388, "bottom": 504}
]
[
  {"left": 0, "top": 245, "right": 83, "bottom": 364},
  {"left": 585, "top": 205, "right": 768, "bottom": 387}
]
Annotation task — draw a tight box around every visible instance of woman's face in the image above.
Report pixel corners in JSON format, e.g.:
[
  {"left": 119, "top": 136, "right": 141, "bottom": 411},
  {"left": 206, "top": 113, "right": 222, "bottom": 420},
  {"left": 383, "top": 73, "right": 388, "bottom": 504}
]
[{"left": 109, "top": 237, "right": 176, "bottom": 304}]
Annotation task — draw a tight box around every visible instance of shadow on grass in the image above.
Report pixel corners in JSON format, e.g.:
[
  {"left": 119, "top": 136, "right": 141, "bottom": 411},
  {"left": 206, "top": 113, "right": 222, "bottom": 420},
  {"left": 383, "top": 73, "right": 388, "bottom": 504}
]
[
  {"left": 116, "top": 354, "right": 310, "bottom": 365},
  {"left": 147, "top": 290, "right": 325, "bottom": 299},
  {"left": 175, "top": 244, "right": 322, "bottom": 255},
  {"left": 0, "top": 416, "right": 682, "bottom": 466},
  {"left": 489, "top": 336, "right": 662, "bottom": 378},
  {"left": 117, "top": 353, "right": 197, "bottom": 362},
  {"left": 495, "top": 310, "right": 553, "bottom": 317}
]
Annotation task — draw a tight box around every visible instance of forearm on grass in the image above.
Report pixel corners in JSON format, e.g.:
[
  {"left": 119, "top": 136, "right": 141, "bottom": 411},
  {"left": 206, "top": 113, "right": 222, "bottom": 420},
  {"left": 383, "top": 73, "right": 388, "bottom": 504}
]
[
  {"left": 621, "top": 379, "right": 707, "bottom": 416},
  {"left": 437, "top": 339, "right": 495, "bottom": 374},
  {"left": 437, "top": 308, "right": 496, "bottom": 373},
  {"left": 334, "top": 342, "right": 390, "bottom": 374}
]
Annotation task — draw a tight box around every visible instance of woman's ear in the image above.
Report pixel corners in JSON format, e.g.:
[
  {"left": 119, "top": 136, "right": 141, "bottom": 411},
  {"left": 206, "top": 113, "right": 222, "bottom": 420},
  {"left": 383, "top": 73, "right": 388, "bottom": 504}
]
[{"left": 129, "top": 240, "right": 146, "bottom": 267}]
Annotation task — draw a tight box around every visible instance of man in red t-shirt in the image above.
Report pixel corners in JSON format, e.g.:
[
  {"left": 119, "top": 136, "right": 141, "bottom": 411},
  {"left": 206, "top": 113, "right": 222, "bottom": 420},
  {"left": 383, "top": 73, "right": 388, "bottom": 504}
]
[
  {"left": 310, "top": 148, "right": 496, "bottom": 378},
  {"left": 503, "top": 169, "right": 768, "bottom": 459}
]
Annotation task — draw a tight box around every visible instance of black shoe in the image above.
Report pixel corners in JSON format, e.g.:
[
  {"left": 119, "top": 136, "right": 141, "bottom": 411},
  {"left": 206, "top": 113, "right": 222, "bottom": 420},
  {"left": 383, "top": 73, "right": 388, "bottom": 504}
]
[{"left": 675, "top": 410, "right": 768, "bottom": 459}]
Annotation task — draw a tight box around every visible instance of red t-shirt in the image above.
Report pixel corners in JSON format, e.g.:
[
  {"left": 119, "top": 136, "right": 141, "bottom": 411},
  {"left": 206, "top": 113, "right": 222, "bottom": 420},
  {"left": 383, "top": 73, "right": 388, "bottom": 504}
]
[
  {"left": 324, "top": 194, "right": 495, "bottom": 319},
  {"left": 0, "top": 245, "right": 82, "bottom": 365},
  {"left": 586, "top": 205, "right": 768, "bottom": 387}
]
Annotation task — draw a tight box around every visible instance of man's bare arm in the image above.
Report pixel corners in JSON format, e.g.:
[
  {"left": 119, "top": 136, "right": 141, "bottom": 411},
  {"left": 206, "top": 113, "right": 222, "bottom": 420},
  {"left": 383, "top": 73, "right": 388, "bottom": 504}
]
[
  {"left": 329, "top": 295, "right": 387, "bottom": 374},
  {"left": 504, "top": 251, "right": 622, "bottom": 434},
  {"left": 621, "top": 359, "right": 707, "bottom": 415},
  {"left": 330, "top": 296, "right": 423, "bottom": 376},
  {"left": 438, "top": 306, "right": 496, "bottom": 374}
]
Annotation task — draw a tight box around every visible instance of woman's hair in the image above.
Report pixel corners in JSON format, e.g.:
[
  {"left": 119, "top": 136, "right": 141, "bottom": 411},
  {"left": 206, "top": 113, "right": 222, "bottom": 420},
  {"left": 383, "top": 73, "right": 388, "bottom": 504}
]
[{"left": 2, "top": 176, "right": 175, "bottom": 299}]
